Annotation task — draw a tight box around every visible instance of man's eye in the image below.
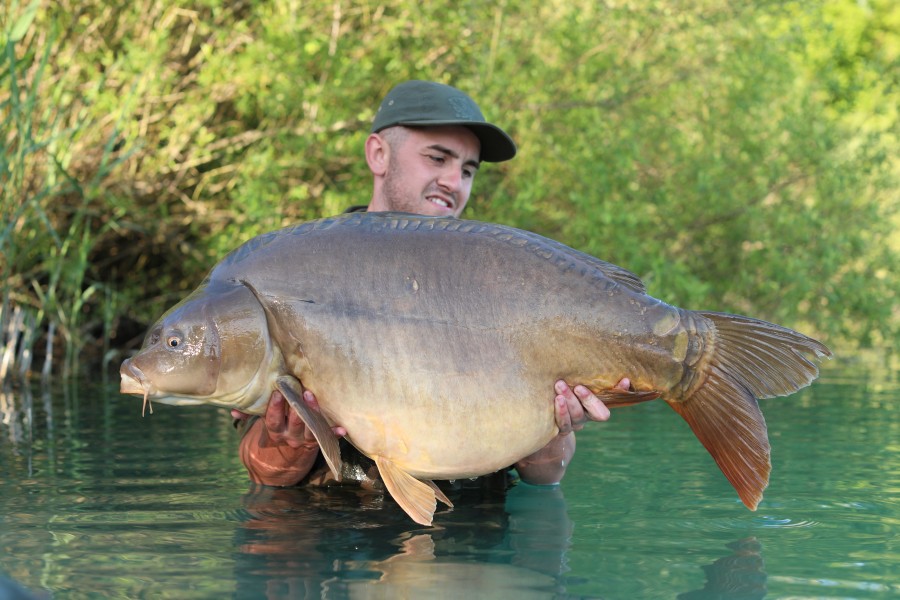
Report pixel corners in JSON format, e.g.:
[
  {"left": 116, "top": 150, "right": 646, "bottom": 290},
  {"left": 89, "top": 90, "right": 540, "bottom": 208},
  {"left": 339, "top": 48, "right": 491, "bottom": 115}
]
[{"left": 428, "top": 155, "right": 445, "bottom": 164}]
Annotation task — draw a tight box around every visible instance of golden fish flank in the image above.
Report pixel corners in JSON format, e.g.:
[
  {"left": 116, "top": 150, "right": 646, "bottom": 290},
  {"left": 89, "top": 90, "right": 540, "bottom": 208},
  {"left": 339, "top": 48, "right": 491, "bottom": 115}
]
[{"left": 120, "top": 211, "right": 831, "bottom": 526}]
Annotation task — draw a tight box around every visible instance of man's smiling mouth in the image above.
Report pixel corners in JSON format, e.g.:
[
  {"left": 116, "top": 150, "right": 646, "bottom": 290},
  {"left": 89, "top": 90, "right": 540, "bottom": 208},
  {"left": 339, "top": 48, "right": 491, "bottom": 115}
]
[{"left": 428, "top": 196, "right": 453, "bottom": 209}]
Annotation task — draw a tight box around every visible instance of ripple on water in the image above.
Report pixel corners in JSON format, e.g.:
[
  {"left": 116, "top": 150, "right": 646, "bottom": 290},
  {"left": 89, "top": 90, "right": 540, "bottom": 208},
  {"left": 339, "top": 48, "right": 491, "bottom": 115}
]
[
  {"left": 751, "top": 513, "right": 821, "bottom": 528},
  {"left": 665, "top": 512, "right": 821, "bottom": 533}
]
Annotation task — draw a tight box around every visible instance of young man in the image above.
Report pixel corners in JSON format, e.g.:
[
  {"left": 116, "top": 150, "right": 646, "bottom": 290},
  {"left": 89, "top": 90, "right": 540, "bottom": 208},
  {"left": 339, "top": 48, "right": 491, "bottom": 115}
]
[{"left": 235, "top": 80, "right": 622, "bottom": 490}]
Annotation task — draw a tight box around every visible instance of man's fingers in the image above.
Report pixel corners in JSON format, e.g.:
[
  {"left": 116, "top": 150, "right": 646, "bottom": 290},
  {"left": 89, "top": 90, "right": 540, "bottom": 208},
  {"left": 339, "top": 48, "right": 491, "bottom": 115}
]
[
  {"left": 264, "top": 391, "right": 288, "bottom": 431},
  {"left": 302, "top": 390, "right": 319, "bottom": 410},
  {"left": 614, "top": 377, "right": 631, "bottom": 392},
  {"left": 287, "top": 402, "right": 306, "bottom": 432},
  {"left": 555, "top": 395, "right": 575, "bottom": 435},
  {"left": 554, "top": 380, "right": 585, "bottom": 432},
  {"left": 573, "top": 385, "right": 611, "bottom": 422},
  {"left": 305, "top": 390, "right": 347, "bottom": 438}
]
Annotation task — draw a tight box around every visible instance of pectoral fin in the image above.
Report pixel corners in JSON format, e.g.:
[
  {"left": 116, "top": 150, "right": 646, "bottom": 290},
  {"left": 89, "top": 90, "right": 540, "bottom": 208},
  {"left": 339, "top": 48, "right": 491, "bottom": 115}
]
[
  {"left": 374, "top": 456, "right": 452, "bottom": 526},
  {"left": 276, "top": 375, "right": 343, "bottom": 482}
]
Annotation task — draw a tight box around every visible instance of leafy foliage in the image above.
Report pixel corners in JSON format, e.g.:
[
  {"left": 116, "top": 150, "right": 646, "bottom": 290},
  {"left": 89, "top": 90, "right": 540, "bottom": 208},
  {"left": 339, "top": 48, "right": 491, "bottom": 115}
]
[{"left": 1, "top": 0, "right": 897, "bottom": 376}]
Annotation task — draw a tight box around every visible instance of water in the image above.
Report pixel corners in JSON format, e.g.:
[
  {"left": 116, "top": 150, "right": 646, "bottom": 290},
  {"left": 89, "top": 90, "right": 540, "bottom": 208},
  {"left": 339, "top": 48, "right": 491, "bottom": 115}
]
[{"left": 1, "top": 354, "right": 897, "bottom": 599}]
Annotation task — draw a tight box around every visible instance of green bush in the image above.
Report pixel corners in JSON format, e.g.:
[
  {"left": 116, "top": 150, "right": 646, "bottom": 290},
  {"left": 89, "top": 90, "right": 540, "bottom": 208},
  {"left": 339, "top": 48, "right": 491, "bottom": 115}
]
[{"left": 1, "top": 0, "right": 897, "bottom": 379}]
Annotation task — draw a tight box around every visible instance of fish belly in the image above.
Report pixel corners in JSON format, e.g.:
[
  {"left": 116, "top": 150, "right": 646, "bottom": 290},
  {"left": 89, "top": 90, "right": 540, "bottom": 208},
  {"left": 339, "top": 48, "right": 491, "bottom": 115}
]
[{"left": 297, "top": 315, "right": 562, "bottom": 479}]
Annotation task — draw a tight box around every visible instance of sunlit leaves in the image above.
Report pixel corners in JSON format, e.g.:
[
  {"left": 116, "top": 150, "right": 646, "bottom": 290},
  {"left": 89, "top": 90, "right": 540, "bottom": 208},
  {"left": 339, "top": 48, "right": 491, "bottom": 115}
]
[{"left": 3, "top": 0, "right": 898, "bottom": 375}]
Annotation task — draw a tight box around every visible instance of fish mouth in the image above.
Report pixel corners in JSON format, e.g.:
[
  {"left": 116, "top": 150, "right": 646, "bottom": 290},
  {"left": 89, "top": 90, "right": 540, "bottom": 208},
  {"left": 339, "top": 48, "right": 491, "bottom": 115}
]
[{"left": 120, "top": 359, "right": 154, "bottom": 416}]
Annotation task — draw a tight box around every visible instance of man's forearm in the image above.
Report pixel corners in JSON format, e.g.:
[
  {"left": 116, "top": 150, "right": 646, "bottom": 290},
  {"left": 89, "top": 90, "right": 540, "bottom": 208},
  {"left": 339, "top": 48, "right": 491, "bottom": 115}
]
[
  {"left": 239, "top": 418, "right": 319, "bottom": 487},
  {"left": 514, "top": 433, "right": 577, "bottom": 485}
]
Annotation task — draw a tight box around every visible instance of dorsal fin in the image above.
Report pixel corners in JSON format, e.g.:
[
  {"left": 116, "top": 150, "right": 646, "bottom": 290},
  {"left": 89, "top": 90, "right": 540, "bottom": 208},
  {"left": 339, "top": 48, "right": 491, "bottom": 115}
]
[
  {"left": 499, "top": 227, "right": 647, "bottom": 294},
  {"left": 343, "top": 212, "right": 648, "bottom": 295}
]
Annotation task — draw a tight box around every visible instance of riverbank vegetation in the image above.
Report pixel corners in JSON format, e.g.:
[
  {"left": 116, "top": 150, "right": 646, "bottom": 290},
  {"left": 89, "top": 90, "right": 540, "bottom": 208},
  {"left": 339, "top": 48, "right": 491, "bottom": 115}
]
[{"left": 2, "top": 0, "right": 898, "bottom": 379}]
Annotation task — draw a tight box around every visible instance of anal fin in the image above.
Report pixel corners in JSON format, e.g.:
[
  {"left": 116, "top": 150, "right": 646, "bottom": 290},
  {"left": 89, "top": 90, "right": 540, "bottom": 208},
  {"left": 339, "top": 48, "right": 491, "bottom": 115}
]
[
  {"left": 276, "top": 375, "right": 343, "bottom": 482},
  {"left": 375, "top": 456, "right": 450, "bottom": 526}
]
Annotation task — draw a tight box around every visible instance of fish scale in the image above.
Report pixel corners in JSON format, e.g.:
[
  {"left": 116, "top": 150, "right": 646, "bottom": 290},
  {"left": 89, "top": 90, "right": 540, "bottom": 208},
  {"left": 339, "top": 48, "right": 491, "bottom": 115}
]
[{"left": 121, "top": 211, "right": 831, "bottom": 526}]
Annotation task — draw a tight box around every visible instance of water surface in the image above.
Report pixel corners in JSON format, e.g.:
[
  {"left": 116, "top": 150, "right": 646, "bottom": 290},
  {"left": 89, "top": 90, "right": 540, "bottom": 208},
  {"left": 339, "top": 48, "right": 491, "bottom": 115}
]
[{"left": 1, "top": 354, "right": 897, "bottom": 598}]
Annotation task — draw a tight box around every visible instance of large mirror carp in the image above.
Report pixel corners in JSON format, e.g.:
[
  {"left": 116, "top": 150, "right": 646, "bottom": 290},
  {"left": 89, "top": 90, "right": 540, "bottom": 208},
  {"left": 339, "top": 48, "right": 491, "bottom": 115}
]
[{"left": 120, "top": 212, "right": 831, "bottom": 525}]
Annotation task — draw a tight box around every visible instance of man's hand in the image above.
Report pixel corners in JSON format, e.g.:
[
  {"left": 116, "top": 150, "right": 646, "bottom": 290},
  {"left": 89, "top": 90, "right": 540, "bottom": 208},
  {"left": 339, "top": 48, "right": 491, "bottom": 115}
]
[
  {"left": 552, "top": 379, "right": 620, "bottom": 435},
  {"left": 235, "top": 389, "right": 346, "bottom": 487},
  {"left": 515, "top": 379, "right": 622, "bottom": 485},
  {"left": 233, "top": 390, "right": 347, "bottom": 448}
]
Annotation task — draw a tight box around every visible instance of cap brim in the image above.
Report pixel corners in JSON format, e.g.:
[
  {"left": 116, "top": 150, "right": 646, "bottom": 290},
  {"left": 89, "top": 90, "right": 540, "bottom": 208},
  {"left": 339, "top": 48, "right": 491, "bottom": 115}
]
[{"left": 391, "top": 120, "right": 517, "bottom": 163}]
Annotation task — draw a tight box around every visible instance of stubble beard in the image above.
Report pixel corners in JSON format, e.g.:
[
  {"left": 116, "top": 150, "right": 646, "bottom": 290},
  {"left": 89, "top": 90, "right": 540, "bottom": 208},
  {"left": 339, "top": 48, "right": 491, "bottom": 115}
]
[{"left": 380, "top": 159, "right": 421, "bottom": 214}]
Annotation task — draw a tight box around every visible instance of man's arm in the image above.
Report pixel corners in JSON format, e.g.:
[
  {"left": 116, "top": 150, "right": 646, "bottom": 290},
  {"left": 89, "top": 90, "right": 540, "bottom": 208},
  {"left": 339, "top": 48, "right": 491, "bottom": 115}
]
[
  {"left": 513, "top": 380, "right": 622, "bottom": 485},
  {"left": 235, "top": 390, "right": 346, "bottom": 487}
]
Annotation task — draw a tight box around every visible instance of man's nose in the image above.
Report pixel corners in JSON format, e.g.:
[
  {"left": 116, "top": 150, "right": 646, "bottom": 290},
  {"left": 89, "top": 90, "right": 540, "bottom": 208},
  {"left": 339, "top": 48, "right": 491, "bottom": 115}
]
[{"left": 437, "top": 169, "right": 462, "bottom": 192}]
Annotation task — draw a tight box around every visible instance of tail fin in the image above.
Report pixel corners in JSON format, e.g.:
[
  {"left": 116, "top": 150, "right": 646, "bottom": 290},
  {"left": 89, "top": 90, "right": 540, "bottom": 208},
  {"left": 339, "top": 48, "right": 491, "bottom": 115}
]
[{"left": 667, "top": 312, "right": 832, "bottom": 510}]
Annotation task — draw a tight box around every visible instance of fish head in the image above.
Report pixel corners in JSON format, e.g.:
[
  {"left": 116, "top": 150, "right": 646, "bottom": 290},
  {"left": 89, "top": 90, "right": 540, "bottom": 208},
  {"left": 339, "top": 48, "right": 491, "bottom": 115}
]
[{"left": 120, "top": 282, "right": 277, "bottom": 415}]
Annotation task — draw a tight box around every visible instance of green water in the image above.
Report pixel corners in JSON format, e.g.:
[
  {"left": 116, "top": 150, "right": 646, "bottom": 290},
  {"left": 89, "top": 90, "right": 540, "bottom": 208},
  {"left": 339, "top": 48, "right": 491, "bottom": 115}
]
[{"left": 1, "top": 354, "right": 897, "bottom": 599}]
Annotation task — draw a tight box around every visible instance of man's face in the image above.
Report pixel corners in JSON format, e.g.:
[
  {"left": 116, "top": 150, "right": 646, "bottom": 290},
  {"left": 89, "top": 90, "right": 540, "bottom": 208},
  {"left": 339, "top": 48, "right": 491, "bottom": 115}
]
[{"left": 380, "top": 126, "right": 481, "bottom": 217}]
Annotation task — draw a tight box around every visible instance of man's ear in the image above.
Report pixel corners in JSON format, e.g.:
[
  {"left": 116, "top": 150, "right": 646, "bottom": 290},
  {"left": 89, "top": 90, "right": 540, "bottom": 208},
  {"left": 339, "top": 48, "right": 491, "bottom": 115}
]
[{"left": 365, "top": 133, "right": 389, "bottom": 176}]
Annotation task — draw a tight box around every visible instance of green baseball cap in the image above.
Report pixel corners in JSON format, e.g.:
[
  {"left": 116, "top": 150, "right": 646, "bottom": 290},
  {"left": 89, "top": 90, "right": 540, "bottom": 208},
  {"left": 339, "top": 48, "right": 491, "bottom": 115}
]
[{"left": 371, "top": 80, "right": 517, "bottom": 162}]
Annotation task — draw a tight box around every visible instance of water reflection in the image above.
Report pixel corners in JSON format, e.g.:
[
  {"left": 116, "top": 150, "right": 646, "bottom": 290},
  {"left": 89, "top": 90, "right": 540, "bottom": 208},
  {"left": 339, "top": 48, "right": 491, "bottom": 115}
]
[
  {"left": 678, "top": 538, "right": 768, "bottom": 600},
  {"left": 234, "top": 482, "right": 573, "bottom": 598},
  {"left": 235, "top": 481, "right": 775, "bottom": 599},
  {"left": 0, "top": 575, "right": 47, "bottom": 600},
  {"left": 0, "top": 380, "right": 52, "bottom": 453},
  {"left": 1, "top": 357, "right": 898, "bottom": 598},
  {"left": 235, "top": 485, "right": 767, "bottom": 600}
]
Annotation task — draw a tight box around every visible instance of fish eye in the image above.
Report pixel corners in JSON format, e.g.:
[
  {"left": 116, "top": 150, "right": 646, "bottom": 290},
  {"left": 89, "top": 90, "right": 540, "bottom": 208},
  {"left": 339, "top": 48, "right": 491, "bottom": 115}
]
[{"left": 166, "top": 335, "right": 182, "bottom": 349}]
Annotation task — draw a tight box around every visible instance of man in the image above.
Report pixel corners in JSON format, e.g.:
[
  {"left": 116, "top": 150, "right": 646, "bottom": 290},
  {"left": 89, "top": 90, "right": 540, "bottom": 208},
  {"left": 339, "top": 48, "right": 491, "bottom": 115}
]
[{"left": 235, "top": 80, "right": 623, "bottom": 490}]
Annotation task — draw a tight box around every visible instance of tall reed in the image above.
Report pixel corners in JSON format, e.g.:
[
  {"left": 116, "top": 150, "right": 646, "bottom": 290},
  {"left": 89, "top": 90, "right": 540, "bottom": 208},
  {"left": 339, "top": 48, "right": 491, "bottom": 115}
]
[{"left": 1, "top": 2, "right": 130, "bottom": 381}]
